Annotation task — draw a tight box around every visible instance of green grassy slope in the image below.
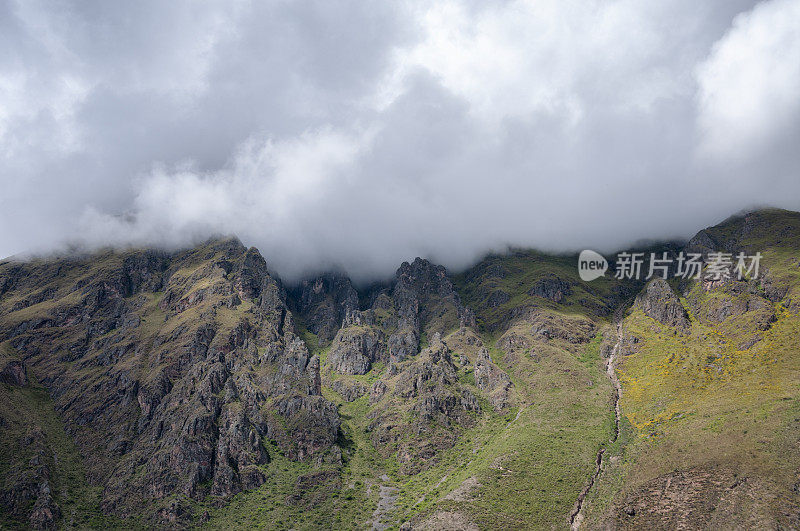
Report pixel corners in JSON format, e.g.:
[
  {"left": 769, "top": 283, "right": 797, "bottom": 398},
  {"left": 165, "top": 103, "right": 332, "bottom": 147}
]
[
  {"left": 400, "top": 250, "right": 631, "bottom": 529},
  {"left": 582, "top": 209, "right": 800, "bottom": 529},
  {"left": 196, "top": 249, "right": 634, "bottom": 530}
]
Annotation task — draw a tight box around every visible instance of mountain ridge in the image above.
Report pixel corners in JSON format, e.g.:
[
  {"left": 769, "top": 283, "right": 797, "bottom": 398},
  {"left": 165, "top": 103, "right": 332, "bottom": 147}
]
[{"left": 1, "top": 208, "right": 799, "bottom": 529}]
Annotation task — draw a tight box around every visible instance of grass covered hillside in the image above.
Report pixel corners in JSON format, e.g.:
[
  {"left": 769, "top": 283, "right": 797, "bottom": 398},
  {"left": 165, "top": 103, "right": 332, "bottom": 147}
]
[
  {"left": 581, "top": 209, "right": 800, "bottom": 529},
  {"left": 203, "top": 253, "right": 637, "bottom": 529},
  {"left": 1, "top": 209, "right": 799, "bottom": 529}
]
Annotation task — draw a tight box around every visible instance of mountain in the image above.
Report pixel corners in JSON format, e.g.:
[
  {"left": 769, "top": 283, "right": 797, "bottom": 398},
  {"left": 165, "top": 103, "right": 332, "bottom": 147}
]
[
  {"left": 581, "top": 208, "right": 800, "bottom": 529},
  {"left": 1, "top": 209, "right": 798, "bottom": 529}
]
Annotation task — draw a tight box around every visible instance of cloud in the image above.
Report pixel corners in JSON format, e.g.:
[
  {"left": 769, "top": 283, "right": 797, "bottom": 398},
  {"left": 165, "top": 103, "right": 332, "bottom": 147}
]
[
  {"left": 696, "top": 0, "right": 800, "bottom": 159},
  {"left": 1, "top": 0, "right": 799, "bottom": 282}
]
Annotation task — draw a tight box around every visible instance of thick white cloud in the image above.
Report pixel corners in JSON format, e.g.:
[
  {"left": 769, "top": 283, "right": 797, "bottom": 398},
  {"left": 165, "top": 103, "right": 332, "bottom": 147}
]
[
  {"left": 696, "top": 0, "right": 800, "bottom": 158},
  {"left": 1, "top": 0, "right": 799, "bottom": 281}
]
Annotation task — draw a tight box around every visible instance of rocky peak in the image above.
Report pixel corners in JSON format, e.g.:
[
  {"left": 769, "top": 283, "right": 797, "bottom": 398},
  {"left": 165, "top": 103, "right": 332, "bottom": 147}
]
[
  {"left": 235, "top": 247, "right": 272, "bottom": 301},
  {"left": 324, "top": 257, "right": 473, "bottom": 373},
  {"left": 395, "top": 257, "right": 455, "bottom": 298},
  {"left": 367, "top": 334, "right": 480, "bottom": 474},
  {"left": 391, "top": 258, "right": 471, "bottom": 355}
]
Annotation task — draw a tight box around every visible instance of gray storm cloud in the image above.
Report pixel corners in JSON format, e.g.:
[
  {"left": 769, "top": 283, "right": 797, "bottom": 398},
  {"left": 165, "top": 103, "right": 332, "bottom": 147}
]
[{"left": 1, "top": 0, "right": 799, "bottom": 282}]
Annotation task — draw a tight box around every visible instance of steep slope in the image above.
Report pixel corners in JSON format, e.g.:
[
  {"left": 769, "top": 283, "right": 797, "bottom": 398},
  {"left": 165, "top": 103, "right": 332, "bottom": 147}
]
[
  {"left": 390, "top": 250, "right": 639, "bottom": 529},
  {"left": 581, "top": 209, "right": 800, "bottom": 529},
  {"left": 2, "top": 209, "right": 799, "bottom": 529},
  {"left": 0, "top": 344, "right": 123, "bottom": 529},
  {"left": 0, "top": 239, "right": 339, "bottom": 526},
  {"left": 320, "top": 259, "right": 479, "bottom": 472},
  {"left": 204, "top": 257, "right": 509, "bottom": 529},
  {"left": 204, "top": 252, "right": 623, "bottom": 529}
]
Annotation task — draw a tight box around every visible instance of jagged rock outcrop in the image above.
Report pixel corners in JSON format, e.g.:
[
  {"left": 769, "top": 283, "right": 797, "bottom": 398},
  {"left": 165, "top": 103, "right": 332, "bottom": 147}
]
[
  {"left": 290, "top": 274, "right": 358, "bottom": 344},
  {"left": 0, "top": 427, "right": 61, "bottom": 530},
  {"left": 0, "top": 239, "right": 340, "bottom": 524},
  {"left": 444, "top": 326, "right": 513, "bottom": 411},
  {"left": 367, "top": 334, "right": 480, "bottom": 474},
  {"left": 324, "top": 257, "right": 472, "bottom": 375},
  {"left": 392, "top": 257, "right": 466, "bottom": 338},
  {"left": 474, "top": 347, "right": 513, "bottom": 410},
  {"left": 328, "top": 325, "right": 386, "bottom": 375},
  {"left": 635, "top": 278, "right": 690, "bottom": 332},
  {"left": 528, "top": 276, "right": 572, "bottom": 302}
]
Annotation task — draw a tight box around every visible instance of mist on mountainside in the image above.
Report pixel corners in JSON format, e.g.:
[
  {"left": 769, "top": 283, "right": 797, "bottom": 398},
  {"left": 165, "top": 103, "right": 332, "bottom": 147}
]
[{"left": 2, "top": 0, "right": 800, "bottom": 282}]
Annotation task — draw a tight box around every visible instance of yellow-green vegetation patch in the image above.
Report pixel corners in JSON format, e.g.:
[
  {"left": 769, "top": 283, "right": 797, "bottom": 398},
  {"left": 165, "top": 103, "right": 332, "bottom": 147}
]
[{"left": 594, "top": 247, "right": 800, "bottom": 525}]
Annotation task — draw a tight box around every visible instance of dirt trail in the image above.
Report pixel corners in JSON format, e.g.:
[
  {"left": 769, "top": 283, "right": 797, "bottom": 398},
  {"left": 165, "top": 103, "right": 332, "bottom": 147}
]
[
  {"left": 570, "top": 324, "right": 623, "bottom": 530},
  {"left": 370, "top": 474, "right": 398, "bottom": 531}
]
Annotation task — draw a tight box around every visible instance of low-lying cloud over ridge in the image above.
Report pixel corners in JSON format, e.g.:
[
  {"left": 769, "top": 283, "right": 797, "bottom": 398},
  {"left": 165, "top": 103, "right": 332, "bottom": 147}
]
[{"left": 2, "top": 0, "right": 799, "bottom": 281}]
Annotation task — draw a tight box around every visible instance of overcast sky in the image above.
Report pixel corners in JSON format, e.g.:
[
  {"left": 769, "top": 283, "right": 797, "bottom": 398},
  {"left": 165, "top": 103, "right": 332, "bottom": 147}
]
[{"left": 1, "top": 0, "right": 799, "bottom": 281}]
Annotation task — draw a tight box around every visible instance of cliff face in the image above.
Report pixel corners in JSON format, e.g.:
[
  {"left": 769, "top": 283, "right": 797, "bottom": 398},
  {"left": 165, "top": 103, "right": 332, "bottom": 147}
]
[
  {"left": 297, "top": 258, "right": 485, "bottom": 475},
  {"left": 0, "top": 239, "right": 339, "bottom": 525},
  {"left": 1, "top": 209, "right": 799, "bottom": 529}
]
